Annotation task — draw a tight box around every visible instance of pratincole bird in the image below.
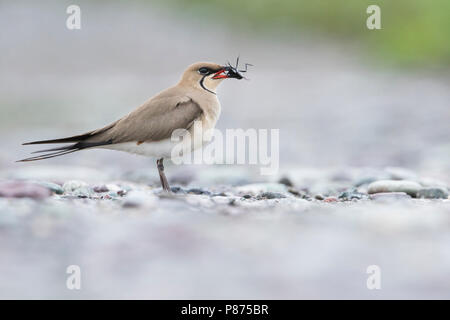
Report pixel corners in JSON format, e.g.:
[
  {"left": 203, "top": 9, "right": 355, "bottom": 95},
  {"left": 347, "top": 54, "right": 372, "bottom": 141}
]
[{"left": 19, "top": 60, "right": 251, "bottom": 191}]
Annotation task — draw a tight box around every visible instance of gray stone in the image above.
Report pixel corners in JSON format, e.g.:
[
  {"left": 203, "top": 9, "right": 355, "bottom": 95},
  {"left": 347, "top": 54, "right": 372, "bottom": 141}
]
[
  {"left": 62, "top": 180, "right": 93, "bottom": 198},
  {"left": 257, "top": 192, "right": 287, "bottom": 200},
  {"left": 211, "top": 192, "right": 229, "bottom": 197},
  {"left": 417, "top": 187, "right": 448, "bottom": 199},
  {"left": 117, "top": 190, "right": 127, "bottom": 197},
  {"left": 287, "top": 187, "right": 310, "bottom": 199},
  {"left": 212, "top": 196, "right": 234, "bottom": 205},
  {"left": 170, "top": 186, "right": 187, "bottom": 194},
  {"left": 370, "top": 192, "right": 412, "bottom": 201},
  {"left": 0, "top": 181, "right": 52, "bottom": 199},
  {"left": 72, "top": 187, "right": 93, "bottom": 198},
  {"left": 93, "top": 185, "right": 109, "bottom": 193},
  {"left": 338, "top": 188, "right": 367, "bottom": 201},
  {"left": 187, "top": 188, "right": 211, "bottom": 196},
  {"left": 105, "top": 184, "right": 123, "bottom": 193},
  {"left": 63, "top": 180, "right": 89, "bottom": 193},
  {"left": 367, "top": 180, "right": 422, "bottom": 197},
  {"left": 35, "top": 181, "right": 64, "bottom": 195},
  {"left": 107, "top": 191, "right": 119, "bottom": 198},
  {"left": 309, "top": 181, "right": 351, "bottom": 198}
]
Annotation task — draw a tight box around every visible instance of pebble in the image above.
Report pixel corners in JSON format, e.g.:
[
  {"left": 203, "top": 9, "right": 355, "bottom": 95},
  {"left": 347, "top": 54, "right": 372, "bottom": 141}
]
[
  {"left": 35, "top": 181, "right": 64, "bottom": 195},
  {"left": 93, "top": 185, "right": 109, "bottom": 193},
  {"left": 309, "top": 182, "right": 349, "bottom": 198},
  {"left": 338, "top": 188, "right": 367, "bottom": 201},
  {"left": 314, "top": 194, "right": 324, "bottom": 200},
  {"left": 63, "top": 180, "right": 89, "bottom": 193},
  {"left": 212, "top": 196, "right": 233, "bottom": 205},
  {"left": 257, "top": 192, "right": 287, "bottom": 200},
  {"left": 416, "top": 187, "right": 448, "bottom": 199},
  {"left": 60, "top": 195, "right": 82, "bottom": 200},
  {"left": 106, "top": 184, "right": 124, "bottom": 192},
  {"left": 287, "top": 188, "right": 310, "bottom": 199},
  {"left": 370, "top": 192, "right": 411, "bottom": 201},
  {"left": 102, "top": 194, "right": 113, "bottom": 200},
  {"left": 171, "top": 186, "right": 187, "bottom": 194},
  {"left": 187, "top": 188, "right": 211, "bottom": 196},
  {"left": 72, "top": 188, "right": 92, "bottom": 198},
  {"left": 0, "top": 181, "right": 53, "bottom": 199},
  {"left": 211, "top": 192, "right": 229, "bottom": 197},
  {"left": 62, "top": 180, "right": 92, "bottom": 198},
  {"left": 117, "top": 190, "right": 127, "bottom": 197},
  {"left": 324, "top": 197, "right": 337, "bottom": 202},
  {"left": 107, "top": 191, "right": 119, "bottom": 198},
  {"left": 367, "top": 180, "right": 421, "bottom": 198}
]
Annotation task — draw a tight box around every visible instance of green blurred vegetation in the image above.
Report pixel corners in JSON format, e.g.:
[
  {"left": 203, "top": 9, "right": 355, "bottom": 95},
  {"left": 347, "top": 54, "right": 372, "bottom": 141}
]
[{"left": 162, "top": 0, "right": 450, "bottom": 68}]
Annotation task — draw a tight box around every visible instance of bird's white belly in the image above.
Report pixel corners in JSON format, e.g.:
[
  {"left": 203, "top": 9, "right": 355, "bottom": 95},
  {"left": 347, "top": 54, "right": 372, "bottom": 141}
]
[
  {"left": 100, "top": 135, "right": 207, "bottom": 159},
  {"left": 101, "top": 139, "right": 177, "bottom": 158}
]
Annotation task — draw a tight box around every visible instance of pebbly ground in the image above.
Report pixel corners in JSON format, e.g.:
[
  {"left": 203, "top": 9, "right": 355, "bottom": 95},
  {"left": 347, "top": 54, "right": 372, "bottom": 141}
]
[{"left": 0, "top": 165, "right": 449, "bottom": 299}]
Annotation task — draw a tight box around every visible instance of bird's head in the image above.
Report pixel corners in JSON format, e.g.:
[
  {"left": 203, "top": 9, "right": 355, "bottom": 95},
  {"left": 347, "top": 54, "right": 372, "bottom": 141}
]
[{"left": 179, "top": 60, "right": 251, "bottom": 94}]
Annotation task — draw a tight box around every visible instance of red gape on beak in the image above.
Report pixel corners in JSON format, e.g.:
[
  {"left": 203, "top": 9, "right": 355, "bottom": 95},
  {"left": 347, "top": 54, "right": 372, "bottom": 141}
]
[{"left": 212, "top": 69, "right": 228, "bottom": 79}]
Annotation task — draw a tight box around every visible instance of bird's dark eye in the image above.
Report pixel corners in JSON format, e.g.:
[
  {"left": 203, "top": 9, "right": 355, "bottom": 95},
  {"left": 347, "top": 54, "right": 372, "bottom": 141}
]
[{"left": 198, "top": 67, "right": 210, "bottom": 75}]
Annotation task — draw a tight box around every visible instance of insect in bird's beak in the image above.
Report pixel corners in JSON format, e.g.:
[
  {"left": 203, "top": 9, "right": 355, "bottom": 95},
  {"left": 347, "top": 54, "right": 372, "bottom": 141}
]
[{"left": 212, "top": 57, "right": 253, "bottom": 80}]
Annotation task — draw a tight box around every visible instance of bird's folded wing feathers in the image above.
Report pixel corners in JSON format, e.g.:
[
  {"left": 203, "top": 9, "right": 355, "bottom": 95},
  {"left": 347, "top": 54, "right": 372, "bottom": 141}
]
[{"left": 85, "top": 95, "right": 203, "bottom": 144}]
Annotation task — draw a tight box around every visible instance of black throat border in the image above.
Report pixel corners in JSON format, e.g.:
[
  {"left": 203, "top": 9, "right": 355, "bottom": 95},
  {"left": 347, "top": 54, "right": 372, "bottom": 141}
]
[{"left": 200, "top": 75, "right": 216, "bottom": 95}]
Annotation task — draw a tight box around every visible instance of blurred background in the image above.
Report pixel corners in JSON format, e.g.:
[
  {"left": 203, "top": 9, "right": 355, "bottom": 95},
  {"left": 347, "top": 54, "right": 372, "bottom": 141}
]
[{"left": 0, "top": 0, "right": 449, "bottom": 299}]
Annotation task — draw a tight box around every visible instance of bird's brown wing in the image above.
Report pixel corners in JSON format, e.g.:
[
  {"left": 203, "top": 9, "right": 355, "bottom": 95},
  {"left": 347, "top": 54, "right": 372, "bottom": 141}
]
[{"left": 86, "top": 95, "right": 203, "bottom": 144}]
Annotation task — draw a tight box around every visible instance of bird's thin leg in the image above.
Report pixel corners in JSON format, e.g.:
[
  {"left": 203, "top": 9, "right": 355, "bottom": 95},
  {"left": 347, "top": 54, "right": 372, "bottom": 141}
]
[{"left": 157, "top": 158, "right": 171, "bottom": 192}]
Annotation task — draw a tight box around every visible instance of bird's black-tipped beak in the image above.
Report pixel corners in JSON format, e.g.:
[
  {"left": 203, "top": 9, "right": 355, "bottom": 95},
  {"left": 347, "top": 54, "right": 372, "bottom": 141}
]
[{"left": 212, "top": 66, "right": 243, "bottom": 80}]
